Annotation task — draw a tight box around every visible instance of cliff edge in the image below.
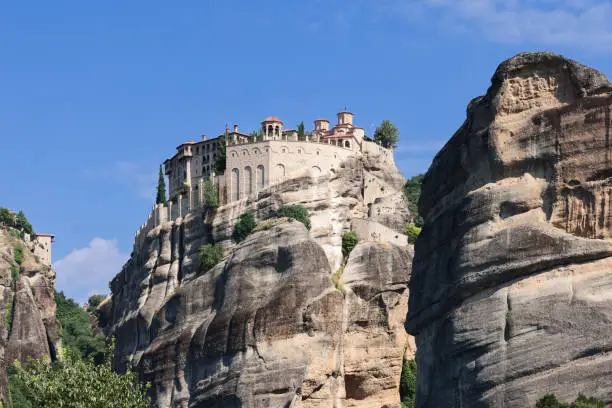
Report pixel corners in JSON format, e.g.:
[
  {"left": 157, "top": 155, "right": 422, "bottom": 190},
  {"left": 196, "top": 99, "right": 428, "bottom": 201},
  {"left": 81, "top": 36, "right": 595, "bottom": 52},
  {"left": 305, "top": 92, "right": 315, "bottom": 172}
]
[
  {"left": 407, "top": 52, "right": 612, "bottom": 407},
  {"left": 0, "top": 229, "right": 60, "bottom": 405}
]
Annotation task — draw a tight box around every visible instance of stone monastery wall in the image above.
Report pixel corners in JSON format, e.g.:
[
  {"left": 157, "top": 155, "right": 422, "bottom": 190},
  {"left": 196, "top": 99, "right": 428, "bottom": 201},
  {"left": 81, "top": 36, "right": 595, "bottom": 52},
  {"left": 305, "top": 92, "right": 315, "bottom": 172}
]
[{"left": 225, "top": 139, "right": 357, "bottom": 202}]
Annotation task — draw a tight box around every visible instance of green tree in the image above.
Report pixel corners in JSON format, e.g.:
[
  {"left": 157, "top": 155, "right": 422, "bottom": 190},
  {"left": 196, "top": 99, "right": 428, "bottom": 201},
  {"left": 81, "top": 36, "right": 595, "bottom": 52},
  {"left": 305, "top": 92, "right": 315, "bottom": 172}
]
[
  {"left": 198, "top": 244, "right": 223, "bottom": 274},
  {"left": 278, "top": 205, "right": 311, "bottom": 230},
  {"left": 7, "top": 340, "right": 150, "bottom": 408},
  {"left": 536, "top": 394, "right": 605, "bottom": 408},
  {"left": 342, "top": 232, "right": 358, "bottom": 258},
  {"left": 203, "top": 177, "right": 218, "bottom": 209},
  {"left": 233, "top": 212, "right": 256, "bottom": 243},
  {"left": 215, "top": 134, "right": 227, "bottom": 174},
  {"left": 55, "top": 291, "right": 107, "bottom": 365},
  {"left": 87, "top": 294, "right": 107, "bottom": 310},
  {"left": 0, "top": 207, "right": 14, "bottom": 227},
  {"left": 14, "top": 211, "right": 33, "bottom": 236},
  {"left": 406, "top": 224, "right": 421, "bottom": 245},
  {"left": 400, "top": 358, "right": 417, "bottom": 408},
  {"left": 297, "top": 122, "right": 305, "bottom": 139},
  {"left": 156, "top": 165, "right": 167, "bottom": 206},
  {"left": 403, "top": 174, "right": 424, "bottom": 227},
  {"left": 373, "top": 119, "right": 400, "bottom": 148}
]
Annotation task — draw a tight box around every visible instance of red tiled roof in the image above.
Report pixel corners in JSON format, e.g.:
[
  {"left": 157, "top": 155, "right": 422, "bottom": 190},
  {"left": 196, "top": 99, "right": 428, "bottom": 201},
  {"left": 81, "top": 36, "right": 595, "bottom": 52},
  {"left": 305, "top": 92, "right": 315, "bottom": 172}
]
[
  {"left": 314, "top": 118, "right": 330, "bottom": 122},
  {"left": 36, "top": 233, "right": 54, "bottom": 237},
  {"left": 282, "top": 129, "right": 296, "bottom": 132},
  {"left": 262, "top": 116, "right": 283, "bottom": 123}
]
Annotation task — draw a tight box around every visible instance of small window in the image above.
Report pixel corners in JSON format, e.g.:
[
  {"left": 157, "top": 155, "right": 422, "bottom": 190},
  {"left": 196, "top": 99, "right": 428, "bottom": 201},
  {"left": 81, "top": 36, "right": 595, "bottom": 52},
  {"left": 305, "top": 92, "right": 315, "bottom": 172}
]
[
  {"left": 282, "top": 148, "right": 287, "bottom": 153},
  {"left": 298, "top": 148, "right": 302, "bottom": 154}
]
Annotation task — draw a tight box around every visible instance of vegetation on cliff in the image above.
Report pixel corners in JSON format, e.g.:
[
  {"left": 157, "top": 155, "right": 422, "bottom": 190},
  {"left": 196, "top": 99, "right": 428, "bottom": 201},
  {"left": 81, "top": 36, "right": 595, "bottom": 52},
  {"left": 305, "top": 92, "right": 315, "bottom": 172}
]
[
  {"left": 232, "top": 212, "right": 256, "bottom": 242},
  {"left": 373, "top": 119, "right": 400, "bottom": 148},
  {"left": 341, "top": 231, "right": 358, "bottom": 258},
  {"left": 399, "top": 358, "right": 417, "bottom": 408},
  {"left": 156, "top": 164, "right": 167, "bottom": 206},
  {"left": 403, "top": 174, "right": 424, "bottom": 228},
  {"left": 278, "top": 205, "right": 311, "bottom": 230},
  {"left": 536, "top": 394, "right": 605, "bottom": 408},
  {"left": 0, "top": 208, "right": 34, "bottom": 236},
  {"left": 198, "top": 244, "right": 223, "bottom": 274}
]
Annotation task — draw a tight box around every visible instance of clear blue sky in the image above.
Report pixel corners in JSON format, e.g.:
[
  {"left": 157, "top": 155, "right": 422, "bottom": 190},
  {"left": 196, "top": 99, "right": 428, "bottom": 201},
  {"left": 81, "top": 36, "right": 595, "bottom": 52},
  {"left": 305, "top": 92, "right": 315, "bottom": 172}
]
[{"left": 2, "top": 1, "right": 611, "bottom": 303}]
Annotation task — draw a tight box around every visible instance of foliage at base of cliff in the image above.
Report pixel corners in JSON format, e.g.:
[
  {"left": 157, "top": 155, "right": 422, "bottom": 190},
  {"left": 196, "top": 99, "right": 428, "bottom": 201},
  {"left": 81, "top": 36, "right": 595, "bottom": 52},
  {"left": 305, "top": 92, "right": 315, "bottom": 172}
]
[
  {"left": 54, "top": 291, "right": 106, "bottom": 365},
  {"left": 8, "top": 342, "right": 150, "bottom": 408},
  {"left": 400, "top": 358, "right": 417, "bottom": 408}
]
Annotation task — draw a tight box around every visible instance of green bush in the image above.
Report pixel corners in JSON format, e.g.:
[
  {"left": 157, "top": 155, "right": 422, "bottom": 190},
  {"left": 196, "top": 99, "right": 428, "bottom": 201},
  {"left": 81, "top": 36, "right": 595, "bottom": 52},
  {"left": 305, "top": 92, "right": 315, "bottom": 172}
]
[
  {"left": 203, "top": 177, "right": 218, "bottom": 209},
  {"left": 342, "top": 232, "right": 358, "bottom": 259},
  {"left": 233, "top": 212, "right": 256, "bottom": 243},
  {"left": 0, "top": 207, "right": 14, "bottom": 227},
  {"left": 13, "top": 245, "right": 24, "bottom": 265},
  {"left": 5, "top": 296, "right": 14, "bottom": 334},
  {"left": 403, "top": 174, "right": 424, "bottom": 228},
  {"left": 406, "top": 224, "right": 422, "bottom": 244},
  {"left": 7, "top": 340, "right": 150, "bottom": 408},
  {"left": 198, "top": 244, "right": 223, "bottom": 274},
  {"left": 400, "top": 358, "right": 417, "bottom": 408},
  {"left": 536, "top": 394, "right": 605, "bottom": 408},
  {"left": 87, "top": 294, "right": 107, "bottom": 310},
  {"left": 15, "top": 211, "right": 34, "bottom": 236},
  {"left": 55, "top": 291, "right": 107, "bottom": 365},
  {"left": 278, "top": 205, "right": 311, "bottom": 230}
]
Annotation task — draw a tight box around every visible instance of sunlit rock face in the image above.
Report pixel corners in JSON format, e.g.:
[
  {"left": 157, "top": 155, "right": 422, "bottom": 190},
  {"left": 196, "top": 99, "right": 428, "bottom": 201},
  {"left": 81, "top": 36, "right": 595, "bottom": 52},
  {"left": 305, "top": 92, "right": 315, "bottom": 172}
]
[
  {"left": 0, "top": 231, "right": 60, "bottom": 406},
  {"left": 104, "top": 151, "right": 414, "bottom": 408},
  {"left": 406, "top": 52, "right": 612, "bottom": 408}
]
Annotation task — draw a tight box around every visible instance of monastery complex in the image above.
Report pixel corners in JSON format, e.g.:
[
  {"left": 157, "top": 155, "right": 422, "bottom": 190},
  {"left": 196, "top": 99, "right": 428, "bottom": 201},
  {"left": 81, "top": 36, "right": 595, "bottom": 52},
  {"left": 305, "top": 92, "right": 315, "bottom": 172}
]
[
  {"left": 164, "top": 111, "right": 391, "bottom": 203},
  {"left": 133, "top": 111, "right": 397, "bottom": 248}
]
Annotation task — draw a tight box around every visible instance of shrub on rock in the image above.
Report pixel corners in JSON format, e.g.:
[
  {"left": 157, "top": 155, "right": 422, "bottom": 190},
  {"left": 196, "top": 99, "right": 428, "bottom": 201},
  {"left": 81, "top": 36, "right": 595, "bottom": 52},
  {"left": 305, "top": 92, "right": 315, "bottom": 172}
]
[{"left": 278, "top": 205, "right": 311, "bottom": 230}]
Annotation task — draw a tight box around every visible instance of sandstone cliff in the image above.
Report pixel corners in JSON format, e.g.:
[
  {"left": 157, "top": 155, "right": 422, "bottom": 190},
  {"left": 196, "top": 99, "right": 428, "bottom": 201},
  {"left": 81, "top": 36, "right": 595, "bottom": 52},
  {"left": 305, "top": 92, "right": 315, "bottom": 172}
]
[
  {"left": 0, "top": 229, "right": 60, "bottom": 405},
  {"left": 406, "top": 52, "right": 612, "bottom": 407},
  {"left": 105, "top": 151, "right": 414, "bottom": 408}
]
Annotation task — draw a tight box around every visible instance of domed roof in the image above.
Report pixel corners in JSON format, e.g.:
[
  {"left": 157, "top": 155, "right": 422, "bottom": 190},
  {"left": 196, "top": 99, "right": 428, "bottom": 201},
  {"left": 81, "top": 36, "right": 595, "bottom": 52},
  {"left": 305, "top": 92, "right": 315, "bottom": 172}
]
[{"left": 262, "top": 116, "right": 283, "bottom": 124}]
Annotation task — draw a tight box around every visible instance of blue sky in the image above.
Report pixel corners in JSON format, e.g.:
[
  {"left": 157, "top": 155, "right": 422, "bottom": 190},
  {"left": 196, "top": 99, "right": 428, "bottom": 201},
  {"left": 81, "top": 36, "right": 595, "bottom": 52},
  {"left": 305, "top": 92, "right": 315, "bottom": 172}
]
[{"left": 1, "top": 0, "right": 611, "bottom": 303}]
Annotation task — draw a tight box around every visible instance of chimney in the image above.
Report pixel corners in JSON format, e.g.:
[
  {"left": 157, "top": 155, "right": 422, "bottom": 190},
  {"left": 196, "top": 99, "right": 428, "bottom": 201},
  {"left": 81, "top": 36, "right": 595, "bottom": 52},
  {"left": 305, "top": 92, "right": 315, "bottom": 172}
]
[
  {"left": 233, "top": 124, "right": 239, "bottom": 133},
  {"left": 201, "top": 134, "right": 207, "bottom": 141}
]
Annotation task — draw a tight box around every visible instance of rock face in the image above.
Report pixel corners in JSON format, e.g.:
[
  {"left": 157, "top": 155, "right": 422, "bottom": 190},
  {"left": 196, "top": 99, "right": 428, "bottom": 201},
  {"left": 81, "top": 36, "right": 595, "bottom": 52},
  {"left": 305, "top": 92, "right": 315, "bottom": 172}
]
[
  {"left": 406, "top": 52, "right": 612, "bottom": 408},
  {"left": 0, "top": 229, "right": 60, "bottom": 405},
  {"left": 106, "top": 151, "right": 414, "bottom": 408}
]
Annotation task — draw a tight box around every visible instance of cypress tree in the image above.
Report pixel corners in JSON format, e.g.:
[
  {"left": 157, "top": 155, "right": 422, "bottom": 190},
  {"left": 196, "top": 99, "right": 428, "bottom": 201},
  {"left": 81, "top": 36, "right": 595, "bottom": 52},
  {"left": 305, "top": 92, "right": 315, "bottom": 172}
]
[{"left": 156, "top": 165, "right": 167, "bottom": 206}]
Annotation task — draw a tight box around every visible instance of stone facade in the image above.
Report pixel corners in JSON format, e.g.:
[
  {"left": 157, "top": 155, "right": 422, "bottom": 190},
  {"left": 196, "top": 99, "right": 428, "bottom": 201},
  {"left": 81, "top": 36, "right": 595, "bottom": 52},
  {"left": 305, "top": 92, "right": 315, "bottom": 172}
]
[{"left": 163, "top": 111, "right": 388, "bottom": 203}]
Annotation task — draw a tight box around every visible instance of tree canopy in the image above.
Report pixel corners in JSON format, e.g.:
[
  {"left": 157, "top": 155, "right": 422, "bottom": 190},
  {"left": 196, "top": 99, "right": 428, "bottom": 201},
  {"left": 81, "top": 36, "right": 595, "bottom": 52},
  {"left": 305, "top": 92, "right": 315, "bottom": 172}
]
[
  {"left": 297, "top": 122, "right": 305, "bottom": 139},
  {"left": 215, "top": 134, "right": 227, "bottom": 174},
  {"left": 156, "top": 165, "right": 167, "bottom": 206},
  {"left": 8, "top": 340, "right": 150, "bottom": 408},
  {"left": 55, "top": 291, "right": 107, "bottom": 365},
  {"left": 373, "top": 119, "right": 400, "bottom": 148},
  {"left": 403, "top": 174, "right": 424, "bottom": 228}
]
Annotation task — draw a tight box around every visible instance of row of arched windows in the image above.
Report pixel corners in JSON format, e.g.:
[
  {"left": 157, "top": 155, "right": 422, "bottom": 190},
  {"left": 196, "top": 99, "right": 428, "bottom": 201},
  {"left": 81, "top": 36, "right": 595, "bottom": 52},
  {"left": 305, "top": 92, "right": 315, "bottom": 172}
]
[{"left": 231, "top": 165, "right": 265, "bottom": 201}]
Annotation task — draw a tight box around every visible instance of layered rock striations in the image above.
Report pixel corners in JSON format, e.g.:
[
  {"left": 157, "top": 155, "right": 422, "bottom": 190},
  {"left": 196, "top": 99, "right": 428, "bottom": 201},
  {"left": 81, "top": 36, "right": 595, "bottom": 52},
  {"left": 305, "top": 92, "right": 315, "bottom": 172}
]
[
  {"left": 0, "top": 230, "right": 60, "bottom": 405},
  {"left": 105, "top": 150, "right": 414, "bottom": 407},
  {"left": 406, "top": 52, "right": 612, "bottom": 407}
]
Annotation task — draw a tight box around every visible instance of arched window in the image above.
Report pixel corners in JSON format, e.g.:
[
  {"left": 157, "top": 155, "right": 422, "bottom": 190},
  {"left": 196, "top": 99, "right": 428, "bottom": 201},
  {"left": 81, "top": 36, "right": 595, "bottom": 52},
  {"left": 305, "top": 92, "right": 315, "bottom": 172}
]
[
  {"left": 232, "top": 168, "right": 240, "bottom": 201},
  {"left": 245, "top": 166, "right": 253, "bottom": 195},
  {"left": 345, "top": 140, "right": 350, "bottom": 148},
  {"left": 257, "top": 165, "right": 265, "bottom": 190},
  {"left": 276, "top": 163, "right": 285, "bottom": 178},
  {"left": 311, "top": 166, "right": 322, "bottom": 177},
  {"left": 267, "top": 125, "right": 273, "bottom": 136}
]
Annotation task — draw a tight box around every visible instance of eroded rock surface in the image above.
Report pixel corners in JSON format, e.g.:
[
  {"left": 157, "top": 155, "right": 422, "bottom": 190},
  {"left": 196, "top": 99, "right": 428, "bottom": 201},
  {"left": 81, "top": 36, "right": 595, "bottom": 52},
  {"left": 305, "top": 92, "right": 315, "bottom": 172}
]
[
  {"left": 406, "top": 52, "right": 612, "bottom": 408},
  {"left": 106, "top": 152, "right": 413, "bottom": 408},
  {"left": 0, "top": 230, "right": 60, "bottom": 405}
]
